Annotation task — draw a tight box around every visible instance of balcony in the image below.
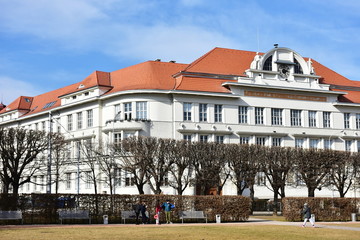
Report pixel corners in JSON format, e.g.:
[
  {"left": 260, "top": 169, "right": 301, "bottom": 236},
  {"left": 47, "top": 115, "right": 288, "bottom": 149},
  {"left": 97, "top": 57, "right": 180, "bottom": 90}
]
[{"left": 103, "top": 118, "right": 151, "bottom": 132}]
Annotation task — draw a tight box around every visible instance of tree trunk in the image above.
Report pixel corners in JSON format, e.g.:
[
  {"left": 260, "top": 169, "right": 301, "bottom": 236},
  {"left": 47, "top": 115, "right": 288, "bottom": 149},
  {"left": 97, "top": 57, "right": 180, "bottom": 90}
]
[{"left": 308, "top": 187, "right": 315, "bottom": 197}]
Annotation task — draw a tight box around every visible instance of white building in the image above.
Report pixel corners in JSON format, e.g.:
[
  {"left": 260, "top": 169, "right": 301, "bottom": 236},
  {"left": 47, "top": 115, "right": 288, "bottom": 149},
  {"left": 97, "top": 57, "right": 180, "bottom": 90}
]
[{"left": 1, "top": 46, "right": 359, "bottom": 199}]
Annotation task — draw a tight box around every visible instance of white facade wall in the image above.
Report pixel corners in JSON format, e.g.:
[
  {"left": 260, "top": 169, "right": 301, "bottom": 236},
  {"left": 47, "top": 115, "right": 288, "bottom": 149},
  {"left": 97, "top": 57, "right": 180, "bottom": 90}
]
[{"left": 1, "top": 47, "right": 360, "bottom": 199}]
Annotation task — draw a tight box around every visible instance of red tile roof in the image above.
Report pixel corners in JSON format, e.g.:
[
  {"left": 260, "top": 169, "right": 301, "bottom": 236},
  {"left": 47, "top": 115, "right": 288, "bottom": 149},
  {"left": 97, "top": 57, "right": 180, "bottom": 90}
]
[
  {"left": 107, "top": 61, "right": 187, "bottom": 94},
  {"left": 1, "top": 47, "right": 360, "bottom": 118}
]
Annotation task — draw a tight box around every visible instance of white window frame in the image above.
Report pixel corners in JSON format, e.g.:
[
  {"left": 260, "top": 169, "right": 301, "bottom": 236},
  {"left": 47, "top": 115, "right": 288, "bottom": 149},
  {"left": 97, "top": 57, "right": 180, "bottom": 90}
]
[
  {"left": 238, "top": 106, "right": 248, "bottom": 124},
  {"left": 290, "top": 109, "right": 302, "bottom": 126},
  {"left": 255, "top": 107, "right": 264, "bottom": 125},
  {"left": 199, "top": 103, "right": 208, "bottom": 122}
]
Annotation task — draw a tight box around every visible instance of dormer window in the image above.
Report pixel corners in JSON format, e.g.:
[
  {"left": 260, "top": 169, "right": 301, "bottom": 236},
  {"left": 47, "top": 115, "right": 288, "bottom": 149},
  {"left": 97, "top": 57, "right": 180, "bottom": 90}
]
[
  {"left": 263, "top": 55, "right": 273, "bottom": 71},
  {"left": 79, "top": 84, "right": 85, "bottom": 89},
  {"left": 294, "top": 58, "right": 303, "bottom": 74}
]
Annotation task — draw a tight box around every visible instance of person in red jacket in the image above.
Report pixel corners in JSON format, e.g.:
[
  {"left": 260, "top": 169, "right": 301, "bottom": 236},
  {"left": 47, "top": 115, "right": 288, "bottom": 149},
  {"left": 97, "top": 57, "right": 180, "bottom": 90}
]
[{"left": 155, "top": 201, "right": 162, "bottom": 225}]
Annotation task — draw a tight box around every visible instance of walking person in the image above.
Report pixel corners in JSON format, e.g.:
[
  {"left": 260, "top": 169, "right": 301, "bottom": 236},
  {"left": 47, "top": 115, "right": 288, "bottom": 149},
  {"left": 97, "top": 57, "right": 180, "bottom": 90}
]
[
  {"left": 133, "top": 201, "right": 142, "bottom": 225},
  {"left": 155, "top": 201, "right": 162, "bottom": 225},
  {"left": 161, "top": 199, "right": 175, "bottom": 224},
  {"left": 302, "top": 203, "right": 315, "bottom": 227},
  {"left": 140, "top": 202, "right": 148, "bottom": 224}
]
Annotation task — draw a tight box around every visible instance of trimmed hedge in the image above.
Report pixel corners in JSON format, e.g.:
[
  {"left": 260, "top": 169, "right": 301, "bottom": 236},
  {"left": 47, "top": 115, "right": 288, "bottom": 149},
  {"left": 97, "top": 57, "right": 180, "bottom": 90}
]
[
  {"left": 0, "top": 194, "right": 251, "bottom": 224},
  {"left": 283, "top": 197, "right": 359, "bottom": 221}
]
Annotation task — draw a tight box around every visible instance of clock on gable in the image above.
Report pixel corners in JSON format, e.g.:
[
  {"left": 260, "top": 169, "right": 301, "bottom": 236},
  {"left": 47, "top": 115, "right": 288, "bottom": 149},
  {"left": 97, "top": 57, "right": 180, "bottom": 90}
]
[{"left": 278, "top": 64, "right": 290, "bottom": 78}]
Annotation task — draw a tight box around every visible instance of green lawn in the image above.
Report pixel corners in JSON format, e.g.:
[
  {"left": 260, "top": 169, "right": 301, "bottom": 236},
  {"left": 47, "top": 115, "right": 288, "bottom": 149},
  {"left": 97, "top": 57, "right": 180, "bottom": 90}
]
[{"left": 1, "top": 224, "right": 359, "bottom": 240}]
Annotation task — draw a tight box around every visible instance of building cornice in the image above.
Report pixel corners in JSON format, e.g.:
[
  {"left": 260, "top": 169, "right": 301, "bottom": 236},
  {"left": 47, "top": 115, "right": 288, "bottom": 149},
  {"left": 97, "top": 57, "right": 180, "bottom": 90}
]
[{"left": 222, "top": 82, "right": 346, "bottom": 95}]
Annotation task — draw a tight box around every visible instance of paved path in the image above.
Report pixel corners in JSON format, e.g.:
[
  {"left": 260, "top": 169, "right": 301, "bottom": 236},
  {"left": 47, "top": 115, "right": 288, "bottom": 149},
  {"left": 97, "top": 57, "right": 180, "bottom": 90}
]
[
  {"left": 247, "top": 217, "right": 360, "bottom": 231},
  {"left": 0, "top": 217, "right": 359, "bottom": 232}
]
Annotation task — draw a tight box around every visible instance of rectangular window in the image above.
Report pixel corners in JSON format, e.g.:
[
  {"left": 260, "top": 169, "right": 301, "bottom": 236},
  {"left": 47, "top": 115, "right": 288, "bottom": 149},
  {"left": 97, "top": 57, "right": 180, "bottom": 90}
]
[
  {"left": 271, "top": 108, "right": 283, "bottom": 125},
  {"left": 183, "top": 134, "right": 192, "bottom": 141},
  {"left": 33, "top": 176, "right": 37, "bottom": 191},
  {"left": 77, "top": 112, "right": 83, "bottom": 129},
  {"left": 323, "top": 112, "right": 331, "bottom": 128},
  {"left": 200, "top": 135, "right": 208, "bottom": 142},
  {"left": 356, "top": 114, "right": 360, "bottom": 129},
  {"left": 136, "top": 101, "right": 147, "bottom": 119},
  {"left": 215, "top": 135, "right": 224, "bottom": 144},
  {"left": 272, "top": 137, "right": 282, "bottom": 146},
  {"left": 256, "top": 172, "right": 266, "bottom": 186},
  {"left": 66, "top": 173, "right": 72, "bottom": 189},
  {"left": 67, "top": 115, "right": 73, "bottom": 131},
  {"left": 183, "top": 103, "right": 192, "bottom": 121},
  {"left": 239, "top": 137, "right": 249, "bottom": 144},
  {"left": 161, "top": 172, "right": 169, "bottom": 186},
  {"left": 309, "top": 139, "right": 319, "bottom": 149},
  {"left": 114, "top": 133, "right": 121, "bottom": 144},
  {"left": 344, "top": 113, "right": 350, "bottom": 129},
  {"left": 291, "top": 109, "right": 302, "bottom": 126},
  {"left": 87, "top": 109, "right": 93, "bottom": 127},
  {"left": 238, "top": 106, "right": 248, "bottom": 124},
  {"left": 295, "top": 138, "right": 304, "bottom": 148},
  {"left": 255, "top": 107, "right": 264, "bottom": 125},
  {"left": 40, "top": 175, "right": 44, "bottom": 191},
  {"left": 124, "top": 102, "right": 132, "bottom": 120},
  {"left": 214, "top": 104, "right": 223, "bottom": 123},
  {"left": 256, "top": 137, "right": 266, "bottom": 145},
  {"left": 357, "top": 141, "right": 360, "bottom": 152},
  {"left": 85, "top": 171, "right": 91, "bottom": 189},
  {"left": 199, "top": 103, "right": 208, "bottom": 122},
  {"left": 345, "top": 140, "right": 352, "bottom": 152},
  {"left": 324, "top": 139, "right": 333, "bottom": 149},
  {"left": 125, "top": 171, "right": 135, "bottom": 186},
  {"left": 114, "top": 168, "right": 121, "bottom": 187},
  {"left": 308, "top": 111, "right": 317, "bottom": 127},
  {"left": 42, "top": 121, "right": 46, "bottom": 131},
  {"left": 114, "top": 104, "right": 121, "bottom": 120}
]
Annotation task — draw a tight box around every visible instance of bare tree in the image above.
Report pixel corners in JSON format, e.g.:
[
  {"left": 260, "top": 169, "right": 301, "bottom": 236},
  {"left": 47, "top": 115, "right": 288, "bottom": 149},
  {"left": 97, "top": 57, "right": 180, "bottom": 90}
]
[
  {"left": 94, "top": 143, "right": 119, "bottom": 195},
  {"left": 167, "top": 140, "right": 194, "bottom": 195},
  {"left": 80, "top": 140, "right": 102, "bottom": 196},
  {"left": 0, "top": 127, "right": 64, "bottom": 195},
  {"left": 261, "top": 146, "right": 294, "bottom": 215},
  {"left": 228, "top": 144, "right": 262, "bottom": 199},
  {"left": 117, "top": 137, "right": 148, "bottom": 194},
  {"left": 143, "top": 138, "right": 174, "bottom": 194},
  {"left": 189, "top": 142, "right": 229, "bottom": 195},
  {"left": 294, "top": 148, "right": 336, "bottom": 197},
  {"left": 329, "top": 151, "right": 358, "bottom": 198},
  {"left": 51, "top": 137, "right": 68, "bottom": 194}
]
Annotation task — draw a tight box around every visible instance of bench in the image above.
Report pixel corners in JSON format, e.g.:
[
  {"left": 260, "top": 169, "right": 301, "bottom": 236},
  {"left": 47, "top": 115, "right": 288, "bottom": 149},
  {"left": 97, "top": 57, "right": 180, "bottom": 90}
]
[
  {"left": 179, "top": 210, "right": 207, "bottom": 224},
  {"left": 58, "top": 209, "right": 91, "bottom": 224},
  {"left": 0, "top": 210, "right": 23, "bottom": 224},
  {"left": 121, "top": 210, "right": 138, "bottom": 224}
]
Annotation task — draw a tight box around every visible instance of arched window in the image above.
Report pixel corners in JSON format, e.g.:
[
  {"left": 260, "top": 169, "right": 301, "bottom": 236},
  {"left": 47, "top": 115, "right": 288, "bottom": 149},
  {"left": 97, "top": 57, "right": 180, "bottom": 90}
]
[
  {"left": 263, "top": 55, "right": 273, "bottom": 71},
  {"left": 294, "top": 58, "right": 303, "bottom": 74}
]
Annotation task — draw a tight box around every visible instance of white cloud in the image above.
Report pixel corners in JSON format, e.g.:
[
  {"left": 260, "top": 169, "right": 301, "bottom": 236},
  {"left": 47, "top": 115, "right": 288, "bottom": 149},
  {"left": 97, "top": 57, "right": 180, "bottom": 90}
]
[
  {"left": 0, "top": 76, "right": 42, "bottom": 105},
  {"left": 104, "top": 24, "right": 238, "bottom": 63}
]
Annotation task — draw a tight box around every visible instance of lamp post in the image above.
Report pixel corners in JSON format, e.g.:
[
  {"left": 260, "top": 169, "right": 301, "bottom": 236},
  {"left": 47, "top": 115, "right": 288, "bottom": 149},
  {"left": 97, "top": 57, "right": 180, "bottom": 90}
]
[
  {"left": 112, "top": 111, "right": 121, "bottom": 194},
  {"left": 46, "top": 111, "right": 53, "bottom": 194}
]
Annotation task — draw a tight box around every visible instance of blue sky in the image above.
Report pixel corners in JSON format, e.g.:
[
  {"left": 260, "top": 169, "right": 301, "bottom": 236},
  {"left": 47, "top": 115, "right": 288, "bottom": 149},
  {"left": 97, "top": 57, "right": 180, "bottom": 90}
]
[{"left": 0, "top": 0, "right": 359, "bottom": 105}]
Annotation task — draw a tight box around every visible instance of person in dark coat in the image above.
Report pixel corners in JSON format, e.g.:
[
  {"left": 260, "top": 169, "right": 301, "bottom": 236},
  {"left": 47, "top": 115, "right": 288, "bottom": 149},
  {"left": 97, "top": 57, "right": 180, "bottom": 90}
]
[
  {"left": 133, "top": 202, "right": 142, "bottom": 225},
  {"left": 302, "top": 203, "right": 315, "bottom": 227},
  {"left": 140, "top": 202, "right": 148, "bottom": 224}
]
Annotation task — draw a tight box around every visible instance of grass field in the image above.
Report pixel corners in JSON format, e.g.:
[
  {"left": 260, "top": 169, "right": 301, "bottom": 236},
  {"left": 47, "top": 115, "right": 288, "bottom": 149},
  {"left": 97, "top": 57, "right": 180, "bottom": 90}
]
[{"left": 1, "top": 224, "right": 359, "bottom": 240}]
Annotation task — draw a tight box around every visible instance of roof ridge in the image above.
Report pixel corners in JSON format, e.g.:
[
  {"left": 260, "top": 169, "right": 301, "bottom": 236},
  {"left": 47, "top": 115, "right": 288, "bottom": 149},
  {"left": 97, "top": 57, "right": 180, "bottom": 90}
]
[{"left": 183, "top": 47, "right": 220, "bottom": 72}]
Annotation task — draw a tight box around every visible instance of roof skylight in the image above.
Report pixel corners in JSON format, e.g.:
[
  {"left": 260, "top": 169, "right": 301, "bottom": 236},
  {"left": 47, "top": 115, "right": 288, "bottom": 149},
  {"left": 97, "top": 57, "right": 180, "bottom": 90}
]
[{"left": 43, "top": 101, "right": 57, "bottom": 109}]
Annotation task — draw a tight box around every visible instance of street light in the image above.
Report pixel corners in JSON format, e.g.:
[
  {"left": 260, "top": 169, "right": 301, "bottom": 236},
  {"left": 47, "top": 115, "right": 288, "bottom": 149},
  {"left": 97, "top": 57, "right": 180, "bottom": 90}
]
[
  {"left": 46, "top": 111, "right": 53, "bottom": 194},
  {"left": 112, "top": 111, "right": 121, "bottom": 194}
]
